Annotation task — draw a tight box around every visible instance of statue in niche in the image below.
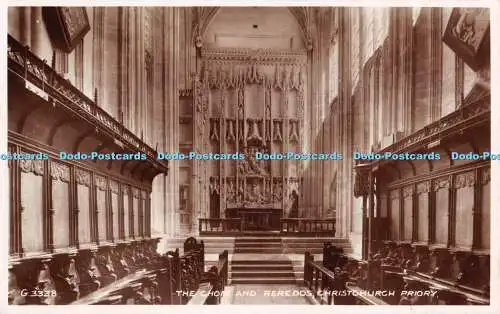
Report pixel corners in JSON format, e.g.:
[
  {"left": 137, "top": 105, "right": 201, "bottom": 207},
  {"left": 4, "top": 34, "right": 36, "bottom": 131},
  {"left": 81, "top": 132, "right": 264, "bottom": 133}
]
[
  {"left": 273, "top": 121, "right": 283, "bottom": 142},
  {"left": 238, "top": 146, "right": 267, "bottom": 176},
  {"left": 237, "top": 181, "right": 244, "bottom": 202},
  {"left": 289, "top": 121, "right": 299, "bottom": 142},
  {"left": 273, "top": 181, "right": 283, "bottom": 202},
  {"left": 289, "top": 190, "right": 299, "bottom": 218},
  {"left": 247, "top": 120, "right": 263, "bottom": 142},
  {"left": 246, "top": 181, "right": 266, "bottom": 204},
  {"left": 226, "top": 180, "right": 236, "bottom": 203},
  {"left": 226, "top": 120, "right": 236, "bottom": 142},
  {"left": 209, "top": 120, "right": 219, "bottom": 142}
]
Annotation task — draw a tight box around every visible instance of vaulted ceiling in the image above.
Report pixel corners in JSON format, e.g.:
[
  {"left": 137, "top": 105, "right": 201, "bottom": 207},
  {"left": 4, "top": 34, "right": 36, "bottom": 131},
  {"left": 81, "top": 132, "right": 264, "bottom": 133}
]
[{"left": 191, "top": 7, "right": 338, "bottom": 51}]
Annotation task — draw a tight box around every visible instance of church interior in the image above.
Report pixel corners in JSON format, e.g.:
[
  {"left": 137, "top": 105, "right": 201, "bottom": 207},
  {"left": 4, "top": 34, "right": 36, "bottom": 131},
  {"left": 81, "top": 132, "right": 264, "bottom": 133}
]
[{"left": 6, "top": 6, "right": 491, "bottom": 305}]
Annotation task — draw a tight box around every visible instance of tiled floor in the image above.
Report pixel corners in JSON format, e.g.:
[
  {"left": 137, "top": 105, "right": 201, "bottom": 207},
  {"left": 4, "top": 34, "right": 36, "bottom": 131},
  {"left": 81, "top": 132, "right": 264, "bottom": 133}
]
[{"left": 227, "top": 284, "right": 313, "bottom": 305}]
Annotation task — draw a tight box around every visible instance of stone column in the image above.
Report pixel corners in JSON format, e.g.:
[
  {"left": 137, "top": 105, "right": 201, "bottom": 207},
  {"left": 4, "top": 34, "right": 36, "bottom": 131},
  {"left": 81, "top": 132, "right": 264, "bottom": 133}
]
[
  {"left": 163, "top": 7, "right": 180, "bottom": 237},
  {"left": 20, "top": 7, "right": 31, "bottom": 46}
]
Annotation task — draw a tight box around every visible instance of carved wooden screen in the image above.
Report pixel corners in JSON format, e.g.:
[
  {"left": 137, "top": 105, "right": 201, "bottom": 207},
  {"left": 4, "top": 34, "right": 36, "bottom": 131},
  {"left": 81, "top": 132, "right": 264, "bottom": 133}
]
[
  {"left": 76, "top": 169, "right": 91, "bottom": 245},
  {"left": 123, "top": 186, "right": 130, "bottom": 239},
  {"left": 95, "top": 175, "right": 107, "bottom": 242},
  {"left": 20, "top": 159, "right": 45, "bottom": 253},
  {"left": 51, "top": 162, "right": 71, "bottom": 249},
  {"left": 111, "top": 180, "right": 120, "bottom": 241}
]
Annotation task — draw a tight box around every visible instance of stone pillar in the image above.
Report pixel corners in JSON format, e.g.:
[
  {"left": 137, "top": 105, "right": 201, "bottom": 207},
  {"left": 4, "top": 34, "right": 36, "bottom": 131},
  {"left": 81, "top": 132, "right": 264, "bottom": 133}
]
[
  {"left": 19, "top": 7, "right": 31, "bottom": 46},
  {"left": 163, "top": 7, "right": 180, "bottom": 237}
]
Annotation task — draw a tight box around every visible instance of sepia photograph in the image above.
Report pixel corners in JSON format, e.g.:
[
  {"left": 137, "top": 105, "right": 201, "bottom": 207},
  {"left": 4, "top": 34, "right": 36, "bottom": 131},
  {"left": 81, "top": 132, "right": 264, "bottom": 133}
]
[{"left": 3, "top": 3, "right": 494, "bottom": 308}]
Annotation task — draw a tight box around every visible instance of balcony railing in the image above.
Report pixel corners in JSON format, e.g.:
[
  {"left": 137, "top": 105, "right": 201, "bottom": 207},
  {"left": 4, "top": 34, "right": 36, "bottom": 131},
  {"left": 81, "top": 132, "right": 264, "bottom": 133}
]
[{"left": 7, "top": 34, "right": 167, "bottom": 173}]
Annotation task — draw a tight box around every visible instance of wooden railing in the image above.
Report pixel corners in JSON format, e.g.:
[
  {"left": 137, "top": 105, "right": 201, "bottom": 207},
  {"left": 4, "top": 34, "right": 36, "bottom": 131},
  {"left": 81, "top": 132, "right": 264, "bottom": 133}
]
[
  {"left": 199, "top": 218, "right": 242, "bottom": 235},
  {"left": 199, "top": 218, "right": 336, "bottom": 236},
  {"left": 7, "top": 34, "right": 167, "bottom": 172},
  {"left": 304, "top": 251, "right": 387, "bottom": 305},
  {"left": 281, "top": 219, "right": 336, "bottom": 236},
  {"left": 304, "top": 242, "right": 490, "bottom": 305}
]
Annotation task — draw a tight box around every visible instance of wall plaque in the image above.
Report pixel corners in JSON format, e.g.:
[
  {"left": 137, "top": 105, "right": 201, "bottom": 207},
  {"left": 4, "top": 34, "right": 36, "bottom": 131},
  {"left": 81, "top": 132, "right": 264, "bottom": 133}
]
[
  {"left": 43, "top": 7, "right": 91, "bottom": 53},
  {"left": 442, "top": 8, "right": 490, "bottom": 71}
]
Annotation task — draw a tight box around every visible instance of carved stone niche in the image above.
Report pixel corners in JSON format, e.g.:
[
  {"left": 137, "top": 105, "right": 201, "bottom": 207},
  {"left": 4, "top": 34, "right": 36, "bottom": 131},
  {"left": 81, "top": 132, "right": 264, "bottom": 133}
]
[
  {"left": 75, "top": 249, "right": 100, "bottom": 297},
  {"left": 429, "top": 247, "right": 452, "bottom": 279},
  {"left": 95, "top": 245, "right": 118, "bottom": 287},
  {"left": 49, "top": 253, "right": 79, "bottom": 304},
  {"left": 10, "top": 257, "right": 54, "bottom": 305}
]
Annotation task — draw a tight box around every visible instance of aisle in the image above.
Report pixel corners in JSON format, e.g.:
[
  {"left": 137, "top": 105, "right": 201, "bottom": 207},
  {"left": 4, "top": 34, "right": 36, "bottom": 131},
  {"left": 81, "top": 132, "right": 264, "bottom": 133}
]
[{"left": 223, "top": 284, "right": 314, "bottom": 305}]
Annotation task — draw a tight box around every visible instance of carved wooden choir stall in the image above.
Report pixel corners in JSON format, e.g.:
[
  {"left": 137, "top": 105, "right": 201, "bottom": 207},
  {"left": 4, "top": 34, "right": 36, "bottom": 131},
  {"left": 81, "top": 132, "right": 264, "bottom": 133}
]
[
  {"left": 304, "top": 89, "right": 491, "bottom": 305},
  {"left": 7, "top": 34, "right": 228, "bottom": 305}
]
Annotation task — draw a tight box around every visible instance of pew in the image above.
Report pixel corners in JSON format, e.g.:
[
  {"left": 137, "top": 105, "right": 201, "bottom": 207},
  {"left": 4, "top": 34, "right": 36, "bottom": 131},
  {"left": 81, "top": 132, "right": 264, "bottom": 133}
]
[
  {"left": 9, "top": 236, "right": 228, "bottom": 305},
  {"left": 187, "top": 249, "right": 229, "bottom": 305},
  {"left": 305, "top": 241, "right": 490, "bottom": 305},
  {"left": 304, "top": 243, "right": 395, "bottom": 305}
]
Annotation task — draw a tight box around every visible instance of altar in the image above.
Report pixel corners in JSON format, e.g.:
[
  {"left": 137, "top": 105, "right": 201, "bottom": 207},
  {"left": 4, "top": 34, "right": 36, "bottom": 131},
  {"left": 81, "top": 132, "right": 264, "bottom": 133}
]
[{"left": 226, "top": 207, "right": 282, "bottom": 231}]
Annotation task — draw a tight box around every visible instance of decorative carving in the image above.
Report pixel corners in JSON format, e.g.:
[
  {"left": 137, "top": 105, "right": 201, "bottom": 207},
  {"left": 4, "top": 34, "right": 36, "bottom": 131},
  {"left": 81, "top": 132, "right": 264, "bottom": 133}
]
[
  {"left": 10, "top": 257, "right": 54, "bottom": 304},
  {"left": 209, "top": 118, "right": 220, "bottom": 142},
  {"left": 390, "top": 189, "right": 400, "bottom": 200},
  {"left": 238, "top": 146, "right": 268, "bottom": 176},
  {"left": 225, "top": 119, "right": 236, "bottom": 143},
  {"left": 429, "top": 247, "right": 452, "bottom": 279},
  {"left": 272, "top": 180, "right": 283, "bottom": 202},
  {"left": 94, "top": 175, "right": 107, "bottom": 191},
  {"left": 19, "top": 159, "right": 44, "bottom": 176},
  {"left": 481, "top": 167, "right": 490, "bottom": 185},
  {"left": 246, "top": 119, "right": 263, "bottom": 143},
  {"left": 272, "top": 120, "right": 283, "bottom": 142},
  {"left": 433, "top": 177, "right": 451, "bottom": 191},
  {"left": 289, "top": 120, "right": 300, "bottom": 143},
  {"left": 209, "top": 177, "right": 219, "bottom": 195},
  {"left": 76, "top": 249, "right": 100, "bottom": 297},
  {"left": 454, "top": 171, "right": 476, "bottom": 189},
  {"left": 132, "top": 188, "right": 140, "bottom": 199},
  {"left": 225, "top": 178, "right": 236, "bottom": 204},
  {"left": 110, "top": 180, "right": 119, "bottom": 194},
  {"left": 403, "top": 186, "right": 414, "bottom": 198},
  {"left": 95, "top": 246, "right": 118, "bottom": 286},
  {"left": 75, "top": 169, "right": 90, "bottom": 187},
  {"left": 416, "top": 181, "right": 430, "bottom": 194},
  {"left": 201, "top": 48, "right": 308, "bottom": 65},
  {"left": 50, "top": 253, "right": 79, "bottom": 304},
  {"left": 110, "top": 246, "right": 130, "bottom": 279},
  {"left": 354, "top": 165, "right": 370, "bottom": 198},
  {"left": 451, "top": 251, "right": 480, "bottom": 286},
  {"left": 51, "top": 162, "right": 70, "bottom": 182}
]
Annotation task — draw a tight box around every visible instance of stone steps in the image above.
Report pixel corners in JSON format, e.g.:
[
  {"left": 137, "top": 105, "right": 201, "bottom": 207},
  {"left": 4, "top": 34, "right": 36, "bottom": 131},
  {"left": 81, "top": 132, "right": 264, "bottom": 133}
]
[{"left": 230, "top": 277, "right": 301, "bottom": 285}]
